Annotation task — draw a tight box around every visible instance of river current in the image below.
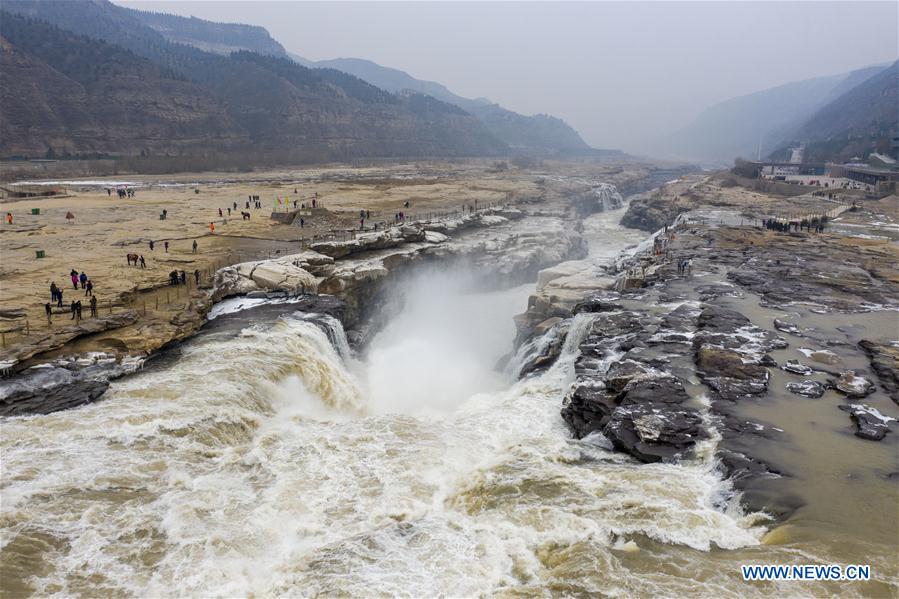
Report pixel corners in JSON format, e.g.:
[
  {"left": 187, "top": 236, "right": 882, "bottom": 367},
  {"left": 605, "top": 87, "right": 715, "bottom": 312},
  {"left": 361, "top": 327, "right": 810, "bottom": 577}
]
[{"left": 1, "top": 208, "right": 893, "bottom": 596}]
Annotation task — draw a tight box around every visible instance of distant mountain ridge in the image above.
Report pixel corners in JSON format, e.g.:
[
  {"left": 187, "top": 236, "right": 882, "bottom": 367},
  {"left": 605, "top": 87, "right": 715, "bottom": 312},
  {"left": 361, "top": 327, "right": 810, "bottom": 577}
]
[
  {"left": 0, "top": 1, "right": 507, "bottom": 161},
  {"left": 771, "top": 60, "right": 898, "bottom": 163},
  {"left": 310, "top": 58, "right": 493, "bottom": 110},
  {"left": 660, "top": 64, "right": 888, "bottom": 163},
  {"left": 302, "top": 57, "right": 594, "bottom": 155},
  {"left": 133, "top": 10, "right": 288, "bottom": 57},
  {"left": 119, "top": 6, "right": 597, "bottom": 155}
]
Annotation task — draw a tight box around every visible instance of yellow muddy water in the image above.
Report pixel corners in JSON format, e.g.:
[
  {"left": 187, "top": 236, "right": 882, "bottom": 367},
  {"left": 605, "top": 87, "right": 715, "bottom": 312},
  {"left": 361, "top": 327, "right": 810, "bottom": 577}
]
[{"left": 1, "top": 209, "right": 896, "bottom": 597}]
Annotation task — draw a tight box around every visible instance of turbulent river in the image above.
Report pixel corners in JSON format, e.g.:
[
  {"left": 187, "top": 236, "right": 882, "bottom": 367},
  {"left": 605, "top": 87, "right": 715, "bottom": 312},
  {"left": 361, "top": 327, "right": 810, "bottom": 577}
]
[{"left": 0, "top": 208, "right": 891, "bottom": 596}]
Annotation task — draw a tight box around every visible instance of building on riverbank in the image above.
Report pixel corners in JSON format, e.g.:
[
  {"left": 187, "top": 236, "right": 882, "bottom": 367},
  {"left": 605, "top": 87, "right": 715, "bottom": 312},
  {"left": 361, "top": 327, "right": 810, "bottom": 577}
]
[{"left": 828, "top": 163, "right": 899, "bottom": 193}]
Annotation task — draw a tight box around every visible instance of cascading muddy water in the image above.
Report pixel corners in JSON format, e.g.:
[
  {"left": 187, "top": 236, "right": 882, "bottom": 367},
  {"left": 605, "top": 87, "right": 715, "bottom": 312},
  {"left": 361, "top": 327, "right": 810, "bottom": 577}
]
[{"left": 3, "top": 202, "right": 816, "bottom": 597}]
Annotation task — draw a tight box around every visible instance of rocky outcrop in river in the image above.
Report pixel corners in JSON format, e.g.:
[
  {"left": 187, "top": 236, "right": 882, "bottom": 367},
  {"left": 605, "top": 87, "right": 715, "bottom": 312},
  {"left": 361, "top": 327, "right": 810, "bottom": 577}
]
[
  {"left": 213, "top": 212, "right": 588, "bottom": 339},
  {"left": 512, "top": 201, "right": 899, "bottom": 520}
]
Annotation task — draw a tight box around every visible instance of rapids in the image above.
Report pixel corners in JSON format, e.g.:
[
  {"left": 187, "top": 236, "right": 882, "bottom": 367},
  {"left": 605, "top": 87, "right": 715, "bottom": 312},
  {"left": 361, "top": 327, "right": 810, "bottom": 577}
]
[{"left": 1, "top": 207, "right": 887, "bottom": 597}]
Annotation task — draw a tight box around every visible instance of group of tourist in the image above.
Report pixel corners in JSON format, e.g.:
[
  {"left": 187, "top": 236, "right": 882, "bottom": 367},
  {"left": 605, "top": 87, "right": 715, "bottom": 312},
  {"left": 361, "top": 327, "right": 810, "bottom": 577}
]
[
  {"left": 46, "top": 276, "right": 97, "bottom": 324},
  {"left": 169, "top": 269, "right": 201, "bottom": 286},
  {"left": 677, "top": 258, "right": 693, "bottom": 275},
  {"left": 67, "top": 269, "right": 92, "bottom": 292},
  {"left": 31, "top": 186, "right": 337, "bottom": 330},
  {"left": 763, "top": 216, "right": 828, "bottom": 233},
  {"left": 107, "top": 187, "right": 135, "bottom": 199},
  {"left": 359, "top": 209, "right": 372, "bottom": 230},
  {"left": 653, "top": 229, "right": 676, "bottom": 257}
]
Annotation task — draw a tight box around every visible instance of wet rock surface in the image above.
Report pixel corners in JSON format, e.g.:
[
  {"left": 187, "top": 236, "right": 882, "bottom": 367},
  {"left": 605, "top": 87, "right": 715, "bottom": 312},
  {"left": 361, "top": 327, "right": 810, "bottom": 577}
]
[
  {"left": 833, "top": 371, "right": 876, "bottom": 398},
  {"left": 859, "top": 340, "right": 899, "bottom": 403},
  {"left": 692, "top": 305, "right": 784, "bottom": 402},
  {"left": 782, "top": 360, "right": 814, "bottom": 376},
  {"left": 0, "top": 352, "right": 143, "bottom": 417},
  {"left": 838, "top": 404, "right": 896, "bottom": 441},
  {"left": 532, "top": 209, "right": 899, "bottom": 520},
  {"left": 620, "top": 192, "right": 692, "bottom": 232},
  {"left": 557, "top": 301, "right": 713, "bottom": 464},
  {"left": 603, "top": 402, "right": 708, "bottom": 463},
  {"left": 785, "top": 380, "right": 827, "bottom": 398}
]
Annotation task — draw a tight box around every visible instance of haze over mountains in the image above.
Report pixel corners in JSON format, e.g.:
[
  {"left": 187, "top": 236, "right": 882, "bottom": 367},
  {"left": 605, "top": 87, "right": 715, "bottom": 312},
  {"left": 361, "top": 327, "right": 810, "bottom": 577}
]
[
  {"left": 0, "top": 0, "right": 594, "bottom": 161},
  {"left": 772, "top": 60, "right": 898, "bottom": 164},
  {"left": 136, "top": 7, "right": 595, "bottom": 156},
  {"left": 1, "top": 1, "right": 511, "bottom": 162},
  {"left": 657, "top": 61, "right": 897, "bottom": 165},
  {"left": 0, "top": 0, "right": 895, "bottom": 167}
]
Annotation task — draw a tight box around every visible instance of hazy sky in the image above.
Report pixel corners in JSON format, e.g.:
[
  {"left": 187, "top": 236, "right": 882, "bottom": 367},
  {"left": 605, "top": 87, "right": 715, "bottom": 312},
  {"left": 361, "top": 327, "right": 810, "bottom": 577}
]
[{"left": 119, "top": 1, "right": 897, "bottom": 153}]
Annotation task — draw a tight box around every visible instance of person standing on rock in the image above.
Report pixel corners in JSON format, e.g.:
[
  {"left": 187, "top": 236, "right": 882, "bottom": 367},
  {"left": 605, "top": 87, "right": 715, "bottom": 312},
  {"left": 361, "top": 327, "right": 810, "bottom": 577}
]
[
  {"left": 149, "top": 240, "right": 154, "bottom": 251},
  {"left": 218, "top": 208, "right": 223, "bottom": 217},
  {"left": 70, "top": 300, "right": 78, "bottom": 320},
  {"left": 75, "top": 301, "right": 82, "bottom": 322},
  {"left": 71, "top": 271, "right": 79, "bottom": 290},
  {"left": 57, "top": 288, "right": 63, "bottom": 308},
  {"left": 79, "top": 271, "right": 87, "bottom": 289},
  {"left": 164, "top": 241, "right": 169, "bottom": 253},
  {"left": 45, "top": 302, "right": 52, "bottom": 325},
  {"left": 85, "top": 280, "right": 93, "bottom": 297},
  {"left": 50, "top": 281, "right": 58, "bottom": 302},
  {"left": 89, "top": 295, "right": 97, "bottom": 318},
  {"left": 299, "top": 218, "right": 304, "bottom": 228},
  {"left": 180, "top": 270, "right": 186, "bottom": 285},
  {"left": 210, "top": 222, "right": 215, "bottom": 233},
  {"left": 360, "top": 217, "right": 365, "bottom": 231},
  {"left": 139, "top": 255, "right": 146, "bottom": 268},
  {"left": 192, "top": 240, "right": 198, "bottom": 254},
  {"left": 194, "top": 269, "right": 200, "bottom": 285}
]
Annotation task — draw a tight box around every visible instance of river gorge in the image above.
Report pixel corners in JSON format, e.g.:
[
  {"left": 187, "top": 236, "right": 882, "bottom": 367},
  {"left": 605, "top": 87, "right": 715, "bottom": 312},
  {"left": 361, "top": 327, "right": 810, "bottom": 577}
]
[{"left": 1, "top": 181, "right": 897, "bottom": 597}]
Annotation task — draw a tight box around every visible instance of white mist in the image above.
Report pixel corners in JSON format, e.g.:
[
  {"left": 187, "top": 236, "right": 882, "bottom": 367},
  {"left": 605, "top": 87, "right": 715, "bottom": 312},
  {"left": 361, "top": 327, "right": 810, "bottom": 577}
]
[{"left": 362, "top": 267, "right": 533, "bottom": 415}]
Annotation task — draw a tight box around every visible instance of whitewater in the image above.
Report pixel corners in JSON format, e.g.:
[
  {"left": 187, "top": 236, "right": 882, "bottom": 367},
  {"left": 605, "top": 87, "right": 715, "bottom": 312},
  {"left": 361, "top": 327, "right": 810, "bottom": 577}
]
[{"left": 1, "top": 209, "right": 786, "bottom": 596}]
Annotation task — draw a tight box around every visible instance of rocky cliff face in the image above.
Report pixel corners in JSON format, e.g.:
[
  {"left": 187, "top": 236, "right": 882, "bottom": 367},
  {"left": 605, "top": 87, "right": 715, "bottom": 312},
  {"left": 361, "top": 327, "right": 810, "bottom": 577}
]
[
  {"left": 619, "top": 193, "right": 692, "bottom": 232},
  {"left": 0, "top": 23, "right": 247, "bottom": 158},
  {"left": 209, "top": 208, "right": 588, "bottom": 345},
  {"left": 129, "top": 9, "right": 288, "bottom": 57}
]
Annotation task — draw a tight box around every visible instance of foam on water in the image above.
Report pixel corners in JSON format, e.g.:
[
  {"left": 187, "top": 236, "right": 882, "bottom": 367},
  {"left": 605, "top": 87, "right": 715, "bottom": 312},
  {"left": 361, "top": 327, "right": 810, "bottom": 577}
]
[
  {"left": 2, "top": 200, "right": 807, "bottom": 596},
  {"left": 0, "top": 297, "right": 767, "bottom": 596}
]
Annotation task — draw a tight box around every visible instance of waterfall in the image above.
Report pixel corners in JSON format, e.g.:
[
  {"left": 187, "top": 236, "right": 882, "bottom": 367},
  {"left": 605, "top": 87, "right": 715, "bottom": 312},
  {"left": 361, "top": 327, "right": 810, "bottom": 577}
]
[
  {"left": 1, "top": 235, "right": 775, "bottom": 597},
  {"left": 505, "top": 320, "right": 568, "bottom": 380},
  {"left": 300, "top": 313, "right": 353, "bottom": 362},
  {"left": 593, "top": 182, "right": 623, "bottom": 211}
]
